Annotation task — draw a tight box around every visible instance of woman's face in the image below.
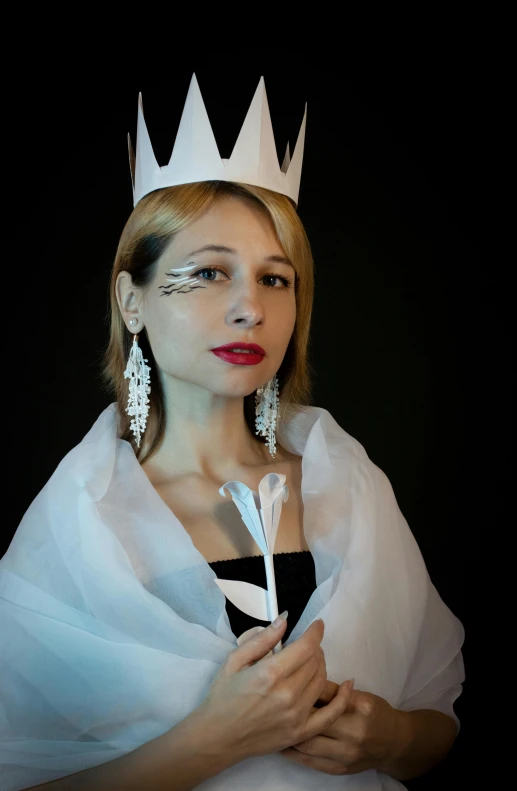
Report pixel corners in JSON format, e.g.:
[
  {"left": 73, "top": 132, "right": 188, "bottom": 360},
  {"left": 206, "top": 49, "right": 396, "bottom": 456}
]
[{"left": 128, "top": 196, "right": 296, "bottom": 398}]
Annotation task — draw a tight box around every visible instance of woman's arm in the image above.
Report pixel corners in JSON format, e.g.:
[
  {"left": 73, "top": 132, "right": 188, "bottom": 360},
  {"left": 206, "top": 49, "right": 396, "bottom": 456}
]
[
  {"left": 379, "top": 708, "right": 458, "bottom": 781},
  {"left": 26, "top": 708, "right": 239, "bottom": 791}
]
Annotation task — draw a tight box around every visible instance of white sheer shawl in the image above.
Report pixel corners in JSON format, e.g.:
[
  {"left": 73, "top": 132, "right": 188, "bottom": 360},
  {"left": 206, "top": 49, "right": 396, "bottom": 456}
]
[{"left": 0, "top": 404, "right": 464, "bottom": 790}]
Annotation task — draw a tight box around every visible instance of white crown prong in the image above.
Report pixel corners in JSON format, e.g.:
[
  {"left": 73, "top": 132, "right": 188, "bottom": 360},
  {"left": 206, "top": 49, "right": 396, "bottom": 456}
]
[{"left": 130, "top": 74, "right": 306, "bottom": 207}]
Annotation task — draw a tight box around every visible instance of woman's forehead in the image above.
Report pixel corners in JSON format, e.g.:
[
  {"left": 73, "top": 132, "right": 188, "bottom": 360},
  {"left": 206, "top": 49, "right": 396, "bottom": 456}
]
[{"left": 162, "top": 197, "right": 285, "bottom": 262}]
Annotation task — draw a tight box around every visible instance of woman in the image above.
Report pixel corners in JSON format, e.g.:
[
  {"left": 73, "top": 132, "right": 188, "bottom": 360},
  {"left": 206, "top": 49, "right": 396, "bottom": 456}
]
[{"left": 1, "top": 77, "right": 464, "bottom": 790}]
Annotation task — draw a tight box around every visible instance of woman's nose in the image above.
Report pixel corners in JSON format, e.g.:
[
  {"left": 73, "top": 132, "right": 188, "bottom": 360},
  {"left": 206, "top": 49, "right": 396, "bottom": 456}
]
[{"left": 225, "top": 292, "right": 265, "bottom": 327}]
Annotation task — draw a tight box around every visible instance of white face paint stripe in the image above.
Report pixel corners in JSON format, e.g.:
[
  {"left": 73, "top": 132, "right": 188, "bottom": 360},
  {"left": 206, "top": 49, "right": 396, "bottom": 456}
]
[
  {"left": 164, "top": 275, "right": 196, "bottom": 285},
  {"left": 166, "top": 263, "right": 198, "bottom": 274},
  {"left": 163, "top": 262, "right": 199, "bottom": 288}
]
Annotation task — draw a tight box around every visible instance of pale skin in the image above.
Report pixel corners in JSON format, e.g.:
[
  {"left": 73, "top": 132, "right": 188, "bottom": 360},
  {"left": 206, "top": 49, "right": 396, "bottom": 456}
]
[{"left": 116, "top": 195, "right": 458, "bottom": 779}]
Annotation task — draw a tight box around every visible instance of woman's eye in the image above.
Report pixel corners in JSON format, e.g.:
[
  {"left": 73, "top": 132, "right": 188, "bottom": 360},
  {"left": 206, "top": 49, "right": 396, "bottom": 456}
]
[
  {"left": 195, "top": 267, "right": 292, "bottom": 289},
  {"left": 263, "top": 274, "right": 286, "bottom": 288},
  {"left": 199, "top": 268, "right": 222, "bottom": 281},
  {"left": 196, "top": 267, "right": 226, "bottom": 282}
]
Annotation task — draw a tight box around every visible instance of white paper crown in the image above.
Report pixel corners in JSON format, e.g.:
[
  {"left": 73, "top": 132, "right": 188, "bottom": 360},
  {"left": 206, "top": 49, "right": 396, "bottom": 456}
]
[{"left": 128, "top": 73, "right": 307, "bottom": 208}]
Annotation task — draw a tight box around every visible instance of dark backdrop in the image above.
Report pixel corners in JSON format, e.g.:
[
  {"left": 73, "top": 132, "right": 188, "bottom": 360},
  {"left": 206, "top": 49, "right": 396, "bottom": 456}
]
[{"left": 8, "top": 49, "right": 501, "bottom": 789}]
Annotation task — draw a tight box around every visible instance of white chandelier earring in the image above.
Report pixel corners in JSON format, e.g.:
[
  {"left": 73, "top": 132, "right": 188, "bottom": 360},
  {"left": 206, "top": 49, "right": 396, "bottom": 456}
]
[
  {"left": 123, "top": 332, "right": 151, "bottom": 448},
  {"left": 255, "top": 374, "right": 279, "bottom": 458}
]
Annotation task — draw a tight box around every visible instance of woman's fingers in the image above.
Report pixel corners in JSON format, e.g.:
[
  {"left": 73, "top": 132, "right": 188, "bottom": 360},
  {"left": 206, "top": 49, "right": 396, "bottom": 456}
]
[
  {"left": 313, "top": 678, "right": 341, "bottom": 708},
  {"left": 303, "top": 679, "right": 355, "bottom": 741}
]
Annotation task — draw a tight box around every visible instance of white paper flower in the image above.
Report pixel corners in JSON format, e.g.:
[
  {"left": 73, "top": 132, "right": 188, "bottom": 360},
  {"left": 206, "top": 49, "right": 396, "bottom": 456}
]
[{"left": 214, "top": 473, "right": 289, "bottom": 627}]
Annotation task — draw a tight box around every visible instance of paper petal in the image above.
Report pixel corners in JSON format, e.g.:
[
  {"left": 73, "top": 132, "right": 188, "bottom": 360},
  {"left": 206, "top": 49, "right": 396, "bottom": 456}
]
[
  {"left": 214, "top": 578, "right": 269, "bottom": 621},
  {"left": 219, "top": 481, "right": 268, "bottom": 553},
  {"left": 257, "top": 473, "right": 288, "bottom": 508},
  {"left": 219, "top": 474, "right": 289, "bottom": 556},
  {"left": 258, "top": 473, "right": 289, "bottom": 553}
]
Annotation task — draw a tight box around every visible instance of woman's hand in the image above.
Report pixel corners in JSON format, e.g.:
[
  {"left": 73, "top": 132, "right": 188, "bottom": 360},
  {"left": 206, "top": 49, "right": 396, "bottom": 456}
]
[
  {"left": 280, "top": 680, "right": 407, "bottom": 777},
  {"left": 196, "top": 619, "right": 353, "bottom": 764}
]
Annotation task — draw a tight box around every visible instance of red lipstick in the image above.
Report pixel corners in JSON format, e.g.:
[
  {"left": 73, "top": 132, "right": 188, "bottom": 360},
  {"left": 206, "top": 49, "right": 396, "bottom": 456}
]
[{"left": 211, "top": 342, "right": 265, "bottom": 366}]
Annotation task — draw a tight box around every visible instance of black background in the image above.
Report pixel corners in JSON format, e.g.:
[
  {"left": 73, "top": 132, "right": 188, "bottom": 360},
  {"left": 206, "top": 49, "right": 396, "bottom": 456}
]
[{"left": 8, "top": 44, "right": 504, "bottom": 789}]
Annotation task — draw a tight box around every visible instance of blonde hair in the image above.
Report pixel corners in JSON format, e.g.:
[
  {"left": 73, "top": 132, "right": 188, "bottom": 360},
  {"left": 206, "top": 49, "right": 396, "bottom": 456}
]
[{"left": 103, "top": 181, "right": 315, "bottom": 462}]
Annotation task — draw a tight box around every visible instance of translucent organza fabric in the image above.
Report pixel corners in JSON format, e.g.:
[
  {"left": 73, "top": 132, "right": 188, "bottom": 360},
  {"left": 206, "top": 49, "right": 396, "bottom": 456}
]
[{"left": 0, "top": 404, "right": 464, "bottom": 790}]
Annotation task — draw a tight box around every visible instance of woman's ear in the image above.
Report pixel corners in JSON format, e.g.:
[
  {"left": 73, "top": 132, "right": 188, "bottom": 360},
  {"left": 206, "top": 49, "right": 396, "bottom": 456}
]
[{"left": 116, "top": 271, "right": 144, "bottom": 333}]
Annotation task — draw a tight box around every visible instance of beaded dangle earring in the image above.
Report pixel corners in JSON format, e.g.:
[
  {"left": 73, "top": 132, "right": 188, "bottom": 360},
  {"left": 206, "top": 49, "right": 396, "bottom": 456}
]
[
  {"left": 255, "top": 374, "right": 279, "bottom": 458},
  {"left": 123, "top": 323, "right": 151, "bottom": 448}
]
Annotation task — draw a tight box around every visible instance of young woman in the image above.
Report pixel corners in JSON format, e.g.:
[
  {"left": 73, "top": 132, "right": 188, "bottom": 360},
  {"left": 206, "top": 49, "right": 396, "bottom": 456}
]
[{"left": 0, "top": 80, "right": 464, "bottom": 791}]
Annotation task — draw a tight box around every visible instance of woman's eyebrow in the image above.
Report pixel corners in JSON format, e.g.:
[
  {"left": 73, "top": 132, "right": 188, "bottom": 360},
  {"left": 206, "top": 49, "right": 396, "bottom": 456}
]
[{"left": 183, "top": 244, "right": 294, "bottom": 269}]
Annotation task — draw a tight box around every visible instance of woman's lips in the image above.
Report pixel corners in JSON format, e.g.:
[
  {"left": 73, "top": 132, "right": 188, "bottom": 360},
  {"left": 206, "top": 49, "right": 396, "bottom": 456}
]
[{"left": 211, "top": 349, "right": 265, "bottom": 366}]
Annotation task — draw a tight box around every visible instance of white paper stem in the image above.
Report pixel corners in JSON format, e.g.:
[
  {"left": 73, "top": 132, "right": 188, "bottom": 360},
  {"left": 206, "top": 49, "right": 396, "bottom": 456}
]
[{"left": 264, "top": 552, "right": 283, "bottom": 653}]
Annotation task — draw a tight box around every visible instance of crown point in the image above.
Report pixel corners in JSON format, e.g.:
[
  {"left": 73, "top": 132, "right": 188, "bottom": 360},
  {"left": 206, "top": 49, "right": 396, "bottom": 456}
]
[
  {"left": 226, "top": 74, "right": 278, "bottom": 184},
  {"left": 167, "top": 71, "right": 221, "bottom": 173},
  {"left": 133, "top": 91, "right": 160, "bottom": 206}
]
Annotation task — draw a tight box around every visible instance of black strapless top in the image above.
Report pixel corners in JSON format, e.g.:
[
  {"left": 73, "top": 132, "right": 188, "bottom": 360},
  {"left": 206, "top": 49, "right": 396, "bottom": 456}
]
[{"left": 207, "top": 551, "right": 316, "bottom": 643}]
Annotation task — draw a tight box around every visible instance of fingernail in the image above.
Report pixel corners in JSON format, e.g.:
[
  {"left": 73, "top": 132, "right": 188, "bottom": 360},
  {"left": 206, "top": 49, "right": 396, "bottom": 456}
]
[{"left": 272, "top": 610, "right": 288, "bottom": 628}]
